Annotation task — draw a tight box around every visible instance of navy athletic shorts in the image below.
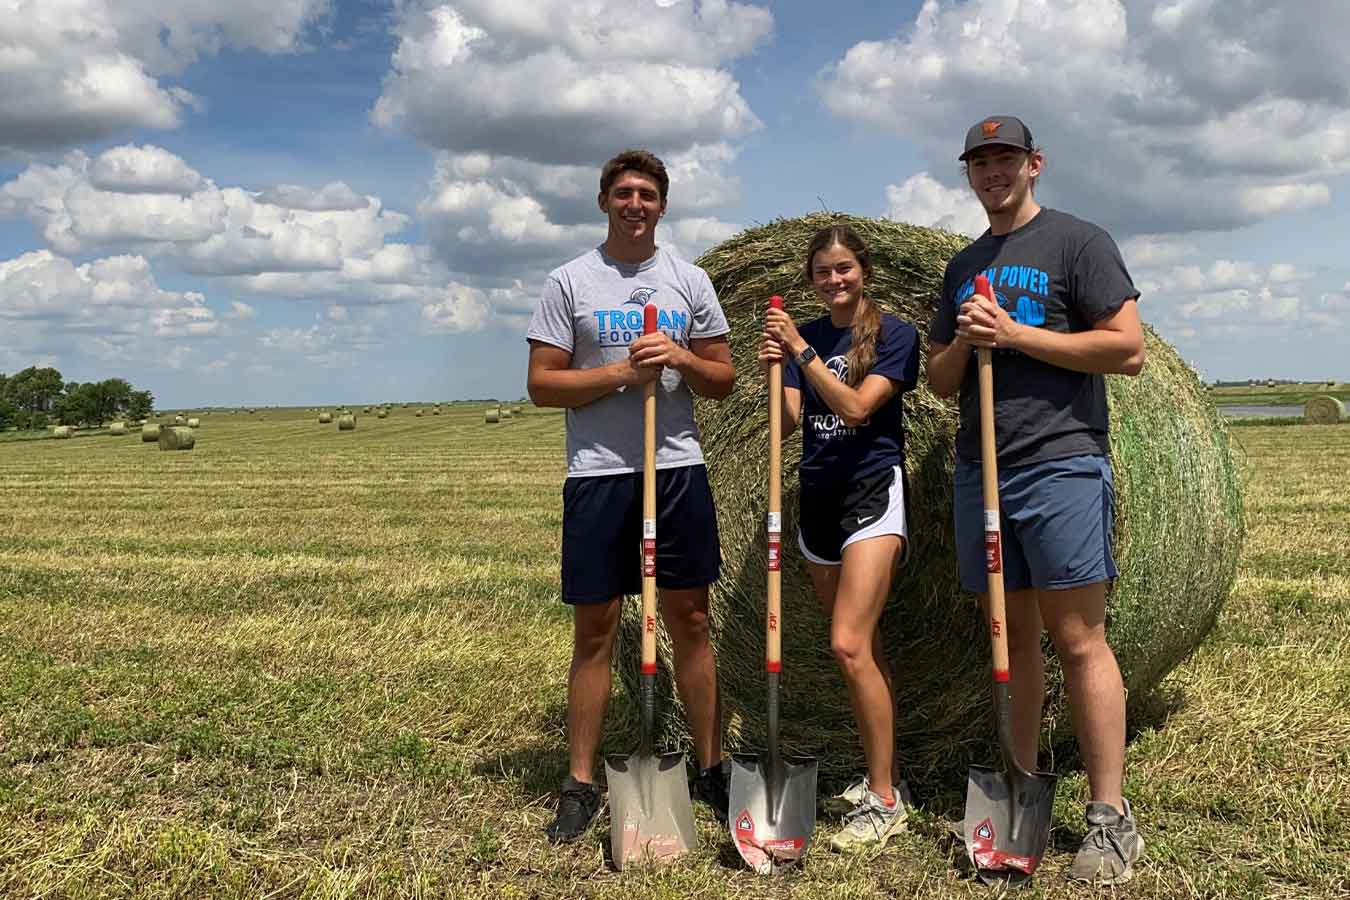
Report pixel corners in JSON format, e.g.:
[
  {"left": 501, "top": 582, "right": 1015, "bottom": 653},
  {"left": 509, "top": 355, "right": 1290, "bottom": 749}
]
[
  {"left": 954, "top": 454, "right": 1118, "bottom": 593},
  {"left": 561, "top": 464, "right": 721, "bottom": 604},
  {"left": 798, "top": 464, "right": 910, "bottom": 566}
]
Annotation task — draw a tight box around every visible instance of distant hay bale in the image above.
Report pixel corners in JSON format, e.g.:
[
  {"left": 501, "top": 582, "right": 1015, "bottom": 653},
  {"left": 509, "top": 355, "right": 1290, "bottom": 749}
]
[
  {"left": 318, "top": 412, "right": 333, "bottom": 424},
  {"left": 433, "top": 406, "right": 442, "bottom": 415},
  {"left": 338, "top": 414, "right": 356, "bottom": 431},
  {"left": 158, "top": 426, "right": 195, "bottom": 451},
  {"left": 377, "top": 409, "right": 388, "bottom": 418},
  {"left": 53, "top": 426, "right": 72, "bottom": 439},
  {"left": 141, "top": 424, "right": 161, "bottom": 442},
  {"left": 109, "top": 422, "right": 127, "bottom": 435},
  {"left": 174, "top": 415, "right": 186, "bottom": 425},
  {"left": 500, "top": 408, "right": 513, "bottom": 421},
  {"left": 415, "top": 409, "right": 424, "bottom": 417},
  {"left": 187, "top": 417, "right": 200, "bottom": 428},
  {"left": 485, "top": 409, "right": 500, "bottom": 424},
  {"left": 1305, "top": 395, "right": 1347, "bottom": 424},
  {"left": 614, "top": 213, "right": 1245, "bottom": 783},
  {"left": 363, "top": 406, "right": 372, "bottom": 413}
]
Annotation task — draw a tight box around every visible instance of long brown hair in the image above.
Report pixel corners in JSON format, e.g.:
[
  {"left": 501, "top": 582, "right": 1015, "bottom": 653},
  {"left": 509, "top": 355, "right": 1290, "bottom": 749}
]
[{"left": 803, "top": 224, "right": 879, "bottom": 387}]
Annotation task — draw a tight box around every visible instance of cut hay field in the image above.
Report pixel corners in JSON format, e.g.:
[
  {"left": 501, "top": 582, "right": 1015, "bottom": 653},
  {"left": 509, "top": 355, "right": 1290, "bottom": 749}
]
[{"left": 1, "top": 407, "right": 1347, "bottom": 899}]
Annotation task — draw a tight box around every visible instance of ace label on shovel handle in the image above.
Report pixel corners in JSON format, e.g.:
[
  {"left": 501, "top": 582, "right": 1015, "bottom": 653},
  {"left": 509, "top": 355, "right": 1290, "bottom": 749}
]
[
  {"left": 766, "top": 511, "right": 782, "bottom": 572},
  {"left": 642, "top": 518, "right": 656, "bottom": 577},
  {"left": 983, "top": 508, "right": 1002, "bottom": 573}
]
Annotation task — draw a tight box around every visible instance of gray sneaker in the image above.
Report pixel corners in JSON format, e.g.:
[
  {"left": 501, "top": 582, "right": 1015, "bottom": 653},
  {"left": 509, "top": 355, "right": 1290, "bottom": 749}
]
[
  {"left": 828, "top": 784, "right": 913, "bottom": 851},
  {"left": 1067, "top": 800, "right": 1144, "bottom": 884}
]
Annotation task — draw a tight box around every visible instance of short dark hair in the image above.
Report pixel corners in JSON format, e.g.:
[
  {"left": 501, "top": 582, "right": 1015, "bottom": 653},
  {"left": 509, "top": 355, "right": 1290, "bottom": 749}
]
[{"left": 600, "top": 149, "right": 669, "bottom": 204}]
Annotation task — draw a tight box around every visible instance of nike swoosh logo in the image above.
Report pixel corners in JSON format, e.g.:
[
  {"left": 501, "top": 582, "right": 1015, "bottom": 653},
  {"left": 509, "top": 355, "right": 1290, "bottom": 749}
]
[{"left": 857, "top": 515, "right": 876, "bottom": 525}]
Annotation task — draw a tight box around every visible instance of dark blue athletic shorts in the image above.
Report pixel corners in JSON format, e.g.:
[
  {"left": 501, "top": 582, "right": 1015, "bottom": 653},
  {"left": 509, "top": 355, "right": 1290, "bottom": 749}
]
[
  {"left": 954, "top": 454, "right": 1118, "bottom": 593},
  {"left": 561, "top": 464, "right": 721, "bottom": 604}
]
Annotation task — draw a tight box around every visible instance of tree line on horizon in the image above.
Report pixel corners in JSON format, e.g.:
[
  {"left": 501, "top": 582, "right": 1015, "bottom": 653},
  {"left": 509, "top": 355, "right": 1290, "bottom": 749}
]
[{"left": 0, "top": 367, "right": 154, "bottom": 431}]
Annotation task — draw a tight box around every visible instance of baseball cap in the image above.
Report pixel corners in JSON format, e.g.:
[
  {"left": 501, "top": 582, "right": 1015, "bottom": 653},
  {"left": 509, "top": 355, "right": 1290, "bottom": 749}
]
[{"left": 958, "top": 116, "right": 1034, "bottom": 161}]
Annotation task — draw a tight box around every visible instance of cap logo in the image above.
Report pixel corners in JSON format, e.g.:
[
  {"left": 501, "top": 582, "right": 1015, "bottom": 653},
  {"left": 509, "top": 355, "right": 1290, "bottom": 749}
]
[{"left": 981, "top": 120, "right": 1001, "bottom": 138}]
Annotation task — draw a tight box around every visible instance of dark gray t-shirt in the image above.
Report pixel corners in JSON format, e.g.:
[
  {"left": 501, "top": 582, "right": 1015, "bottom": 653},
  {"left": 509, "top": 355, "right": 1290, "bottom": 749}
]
[
  {"left": 929, "top": 208, "right": 1139, "bottom": 467},
  {"left": 527, "top": 246, "right": 730, "bottom": 477}
]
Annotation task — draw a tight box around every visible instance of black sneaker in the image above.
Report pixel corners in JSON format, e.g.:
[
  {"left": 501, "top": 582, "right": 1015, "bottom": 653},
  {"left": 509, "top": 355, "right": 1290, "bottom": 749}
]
[
  {"left": 544, "top": 776, "right": 603, "bottom": 844},
  {"left": 692, "top": 761, "right": 730, "bottom": 822}
]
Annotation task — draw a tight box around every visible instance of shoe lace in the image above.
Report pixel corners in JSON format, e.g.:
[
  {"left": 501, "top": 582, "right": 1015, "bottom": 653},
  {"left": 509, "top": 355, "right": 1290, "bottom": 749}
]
[
  {"left": 1083, "top": 821, "right": 1128, "bottom": 864},
  {"left": 842, "top": 795, "right": 890, "bottom": 836}
]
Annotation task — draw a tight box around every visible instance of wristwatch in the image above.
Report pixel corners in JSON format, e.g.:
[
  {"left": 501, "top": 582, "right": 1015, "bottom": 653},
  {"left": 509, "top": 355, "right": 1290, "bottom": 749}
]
[{"left": 793, "top": 345, "right": 817, "bottom": 367}]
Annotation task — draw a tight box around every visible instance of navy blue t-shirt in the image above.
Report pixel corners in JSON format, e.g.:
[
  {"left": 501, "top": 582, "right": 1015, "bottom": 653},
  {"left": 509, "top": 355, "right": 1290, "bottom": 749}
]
[{"left": 784, "top": 312, "right": 919, "bottom": 489}]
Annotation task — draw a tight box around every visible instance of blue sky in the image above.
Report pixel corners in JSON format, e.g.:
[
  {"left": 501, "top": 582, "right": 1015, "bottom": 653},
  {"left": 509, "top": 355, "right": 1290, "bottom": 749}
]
[{"left": 3, "top": 0, "right": 1349, "bottom": 408}]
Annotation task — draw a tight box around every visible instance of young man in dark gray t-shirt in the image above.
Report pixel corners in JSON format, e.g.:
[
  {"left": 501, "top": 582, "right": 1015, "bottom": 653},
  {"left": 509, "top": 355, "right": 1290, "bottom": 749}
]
[
  {"left": 526, "top": 149, "right": 736, "bottom": 844},
  {"left": 926, "top": 116, "right": 1147, "bottom": 885}
]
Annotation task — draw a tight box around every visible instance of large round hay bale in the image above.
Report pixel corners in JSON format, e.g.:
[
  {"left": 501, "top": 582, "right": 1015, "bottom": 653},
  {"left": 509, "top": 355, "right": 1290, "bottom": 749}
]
[
  {"left": 173, "top": 414, "right": 186, "bottom": 425},
  {"left": 1304, "top": 395, "right": 1346, "bottom": 424},
  {"left": 500, "top": 408, "right": 513, "bottom": 421},
  {"left": 485, "top": 409, "right": 500, "bottom": 424},
  {"left": 433, "top": 406, "right": 442, "bottom": 415},
  {"left": 52, "top": 426, "right": 72, "bottom": 439},
  {"left": 109, "top": 422, "right": 127, "bottom": 435},
  {"left": 615, "top": 213, "right": 1244, "bottom": 784},
  {"left": 318, "top": 412, "right": 333, "bottom": 424},
  {"left": 158, "top": 426, "right": 195, "bottom": 451},
  {"left": 186, "top": 417, "right": 200, "bottom": 428},
  {"left": 415, "top": 409, "right": 424, "bottom": 417},
  {"left": 141, "top": 423, "right": 161, "bottom": 442},
  {"left": 337, "top": 414, "right": 356, "bottom": 431}
]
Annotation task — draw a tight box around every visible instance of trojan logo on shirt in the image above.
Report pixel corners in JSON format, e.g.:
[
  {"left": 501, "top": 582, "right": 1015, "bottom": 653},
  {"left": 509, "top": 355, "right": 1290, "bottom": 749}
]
[
  {"left": 957, "top": 265, "right": 1049, "bottom": 327},
  {"left": 807, "top": 353, "right": 868, "bottom": 437},
  {"left": 592, "top": 288, "right": 689, "bottom": 346}
]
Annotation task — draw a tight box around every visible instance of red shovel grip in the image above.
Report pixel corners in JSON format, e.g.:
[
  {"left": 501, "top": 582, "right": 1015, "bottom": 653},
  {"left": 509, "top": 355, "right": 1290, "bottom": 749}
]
[
  {"left": 768, "top": 294, "right": 783, "bottom": 310},
  {"left": 974, "top": 274, "right": 991, "bottom": 300},
  {"left": 643, "top": 303, "right": 658, "bottom": 335}
]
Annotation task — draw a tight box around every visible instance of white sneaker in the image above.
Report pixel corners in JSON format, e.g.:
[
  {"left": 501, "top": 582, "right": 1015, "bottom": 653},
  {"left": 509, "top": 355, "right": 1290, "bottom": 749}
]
[
  {"left": 824, "top": 774, "right": 870, "bottom": 816},
  {"left": 828, "top": 783, "right": 912, "bottom": 851}
]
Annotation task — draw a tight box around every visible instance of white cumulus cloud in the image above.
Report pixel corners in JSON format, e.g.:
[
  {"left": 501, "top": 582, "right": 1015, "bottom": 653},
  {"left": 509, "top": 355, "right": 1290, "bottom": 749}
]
[
  {"left": 818, "top": 0, "right": 1350, "bottom": 235},
  {"left": 0, "top": 0, "right": 332, "bottom": 153}
]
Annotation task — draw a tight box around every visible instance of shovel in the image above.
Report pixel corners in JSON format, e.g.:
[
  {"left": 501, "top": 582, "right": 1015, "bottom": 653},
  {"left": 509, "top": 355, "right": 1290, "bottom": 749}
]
[
  {"left": 963, "top": 275, "right": 1057, "bottom": 884},
  {"left": 730, "top": 294, "right": 819, "bottom": 875},
  {"left": 604, "top": 302, "right": 697, "bottom": 870}
]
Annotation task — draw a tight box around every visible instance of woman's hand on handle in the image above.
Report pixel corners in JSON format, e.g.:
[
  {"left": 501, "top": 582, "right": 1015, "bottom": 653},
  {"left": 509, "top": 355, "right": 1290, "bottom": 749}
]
[{"left": 764, "top": 308, "right": 807, "bottom": 358}]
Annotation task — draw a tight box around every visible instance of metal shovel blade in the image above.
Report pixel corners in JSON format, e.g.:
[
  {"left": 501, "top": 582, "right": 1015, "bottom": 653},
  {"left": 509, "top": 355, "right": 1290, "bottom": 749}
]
[
  {"left": 604, "top": 750, "right": 696, "bottom": 869},
  {"left": 729, "top": 752, "right": 818, "bottom": 875},
  {"left": 963, "top": 763, "right": 1057, "bottom": 882}
]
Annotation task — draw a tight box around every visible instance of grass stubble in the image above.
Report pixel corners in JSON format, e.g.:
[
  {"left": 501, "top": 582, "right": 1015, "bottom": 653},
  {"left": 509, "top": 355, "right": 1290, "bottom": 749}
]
[{"left": 0, "top": 408, "right": 1346, "bottom": 899}]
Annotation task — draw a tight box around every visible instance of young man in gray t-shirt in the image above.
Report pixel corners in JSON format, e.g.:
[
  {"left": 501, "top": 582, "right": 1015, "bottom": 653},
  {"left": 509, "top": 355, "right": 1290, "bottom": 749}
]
[
  {"left": 526, "top": 149, "right": 735, "bottom": 844},
  {"left": 927, "top": 116, "right": 1146, "bottom": 884}
]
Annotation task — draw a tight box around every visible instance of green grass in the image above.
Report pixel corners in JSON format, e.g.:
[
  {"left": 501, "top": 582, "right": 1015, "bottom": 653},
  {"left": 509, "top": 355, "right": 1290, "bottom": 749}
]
[
  {"left": 1, "top": 407, "right": 1347, "bottom": 898},
  {"left": 1208, "top": 382, "right": 1350, "bottom": 407}
]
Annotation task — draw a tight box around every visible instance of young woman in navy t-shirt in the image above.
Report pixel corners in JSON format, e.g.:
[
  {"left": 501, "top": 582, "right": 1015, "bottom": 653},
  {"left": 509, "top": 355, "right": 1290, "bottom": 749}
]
[{"left": 758, "top": 224, "right": 920, "bottom": 851}]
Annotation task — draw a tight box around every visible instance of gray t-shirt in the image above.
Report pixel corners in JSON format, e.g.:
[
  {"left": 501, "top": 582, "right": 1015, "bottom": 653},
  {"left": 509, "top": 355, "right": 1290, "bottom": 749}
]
[{"left": 527, "top": 246, "right": 730, "bottom": 477}]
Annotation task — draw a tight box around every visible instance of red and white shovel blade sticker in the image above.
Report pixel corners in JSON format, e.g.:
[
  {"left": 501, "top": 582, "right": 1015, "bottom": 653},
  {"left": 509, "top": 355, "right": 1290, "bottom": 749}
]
[
  {"left": 734, "top": 808, "right": 804, "bottom": 874},
  {"left": 969, "top": 817, "right": 1040, "bottom": 875}
]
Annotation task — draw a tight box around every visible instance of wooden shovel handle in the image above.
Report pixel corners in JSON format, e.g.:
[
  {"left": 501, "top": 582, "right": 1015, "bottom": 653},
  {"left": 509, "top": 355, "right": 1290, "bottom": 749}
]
[
  {"left": 766, "top": 296, "right": 784, "bottom": 672},
  {"left": 973, "top": 276, "right": 1010, "bottom": 685},
  {"left": 641, "top": 304, "right": 658, "bottom": 676}
]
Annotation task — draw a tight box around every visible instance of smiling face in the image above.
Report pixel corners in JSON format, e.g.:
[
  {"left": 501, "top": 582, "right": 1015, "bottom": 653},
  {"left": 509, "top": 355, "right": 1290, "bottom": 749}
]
[
  {"left": 598, "top": 169, "right": 666, "bottom": 245},
  {"left": 810, "top": 242, "right": 865, "bottom": 315},
  {"left": 965, "top": 145, "right": 1043, "bottom": 218}
]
